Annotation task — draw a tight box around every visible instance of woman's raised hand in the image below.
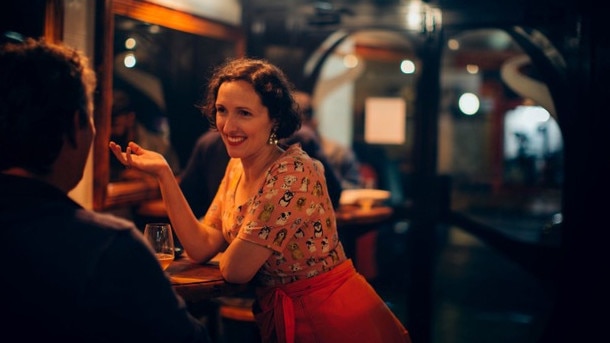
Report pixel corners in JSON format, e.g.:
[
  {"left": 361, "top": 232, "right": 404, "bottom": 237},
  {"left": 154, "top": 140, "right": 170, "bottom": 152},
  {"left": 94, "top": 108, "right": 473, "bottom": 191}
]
[{"left": 109, "top": 141, "right": 171, "bottom": 178}]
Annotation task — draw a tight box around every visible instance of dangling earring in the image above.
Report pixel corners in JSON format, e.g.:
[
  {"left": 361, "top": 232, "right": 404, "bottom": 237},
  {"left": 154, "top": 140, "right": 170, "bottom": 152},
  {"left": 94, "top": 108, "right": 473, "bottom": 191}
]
[{"left": 268, "top": 128, "right": 279, "bottom": 145}]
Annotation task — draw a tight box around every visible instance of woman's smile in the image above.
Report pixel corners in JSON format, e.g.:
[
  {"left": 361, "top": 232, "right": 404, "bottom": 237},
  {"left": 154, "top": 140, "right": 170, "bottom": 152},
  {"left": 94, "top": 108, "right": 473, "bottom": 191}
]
[{"left": 226, "top": 135, "right": 246, "bottom": 146}]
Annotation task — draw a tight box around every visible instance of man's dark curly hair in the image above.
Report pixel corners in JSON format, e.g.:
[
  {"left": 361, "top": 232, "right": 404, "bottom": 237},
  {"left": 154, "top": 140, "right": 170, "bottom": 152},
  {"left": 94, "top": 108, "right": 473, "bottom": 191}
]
[
  {"left": 0, "top": 36, "right": 96, "bottom": 175},
  {"left": 198, "top": 57, "right": 301, "bottom": 139}
]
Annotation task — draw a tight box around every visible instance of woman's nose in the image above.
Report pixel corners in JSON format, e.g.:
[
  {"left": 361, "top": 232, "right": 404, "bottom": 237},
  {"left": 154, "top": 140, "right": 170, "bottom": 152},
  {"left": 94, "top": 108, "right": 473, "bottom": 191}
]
[{"left": 218, "top": 114, "right": 234, "bottom": 132}]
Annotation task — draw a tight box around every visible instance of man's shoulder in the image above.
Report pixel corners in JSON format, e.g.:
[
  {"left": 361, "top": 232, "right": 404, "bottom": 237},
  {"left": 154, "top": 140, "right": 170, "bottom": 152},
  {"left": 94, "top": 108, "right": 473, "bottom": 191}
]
[
  {"left": 75, "top": 209, "right": 137, "bottom": 232},
  {"left": 194, "top": 130, "right": 227, "bottom": 156},
  {"left": 40, "top": 208, "right": 142, "bottom": 250},
  {"left": 289, "top": 126, "right": 318, "bottom": 142},
  {"left": 197, "top": 130, "right": 222, "bottom": 145}
]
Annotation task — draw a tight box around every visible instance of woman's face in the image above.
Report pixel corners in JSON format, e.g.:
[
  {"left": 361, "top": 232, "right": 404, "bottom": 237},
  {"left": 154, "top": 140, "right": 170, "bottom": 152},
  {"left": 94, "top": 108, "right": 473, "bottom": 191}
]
[{"left": 215, "top": 80, "right": 275, "bottom": 160}]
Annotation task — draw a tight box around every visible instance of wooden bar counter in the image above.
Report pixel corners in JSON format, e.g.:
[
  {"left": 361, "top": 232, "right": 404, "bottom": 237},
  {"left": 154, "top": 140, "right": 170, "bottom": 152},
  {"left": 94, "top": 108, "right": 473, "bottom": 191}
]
[
  {"left": 141, "top": 197, "right": 395, "bottom": 269},
  {"left": 167, "top": 256, "right": 248, "bottom": 302}
]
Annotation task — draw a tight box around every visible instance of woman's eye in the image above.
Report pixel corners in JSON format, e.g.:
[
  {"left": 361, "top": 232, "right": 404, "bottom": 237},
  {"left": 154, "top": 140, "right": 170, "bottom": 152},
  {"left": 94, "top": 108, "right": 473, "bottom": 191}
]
[{"left": 239, "top": 110, "right": 251, "bottom": 117}]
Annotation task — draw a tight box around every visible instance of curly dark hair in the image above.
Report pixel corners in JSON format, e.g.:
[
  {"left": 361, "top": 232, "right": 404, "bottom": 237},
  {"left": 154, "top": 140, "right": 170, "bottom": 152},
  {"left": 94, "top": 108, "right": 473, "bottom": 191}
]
[
  {"left": 0, "top": 37, "right": 96, "bottom": 174},
  {"left": 199, "top": 57, "right": 301, "bottom": 139}
]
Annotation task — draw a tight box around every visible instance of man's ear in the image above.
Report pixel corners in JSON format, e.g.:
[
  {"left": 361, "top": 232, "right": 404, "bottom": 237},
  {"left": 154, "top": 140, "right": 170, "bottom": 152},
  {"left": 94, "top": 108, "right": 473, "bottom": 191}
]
[{"left": 66, "top": 110, "right": 82, "bottom": 148}]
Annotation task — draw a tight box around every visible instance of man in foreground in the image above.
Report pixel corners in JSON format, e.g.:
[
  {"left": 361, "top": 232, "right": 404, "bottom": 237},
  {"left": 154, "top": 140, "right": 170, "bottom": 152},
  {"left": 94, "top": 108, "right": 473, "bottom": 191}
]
[{"left": 0, "top": 35, "right": 210, "bottom": 342}]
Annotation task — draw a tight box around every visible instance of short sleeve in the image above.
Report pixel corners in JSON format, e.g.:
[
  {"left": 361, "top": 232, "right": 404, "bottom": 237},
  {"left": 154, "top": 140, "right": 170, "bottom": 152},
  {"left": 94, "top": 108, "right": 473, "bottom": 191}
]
[{"left": 236, "top": 151, "right": 332, "bottom": 253}]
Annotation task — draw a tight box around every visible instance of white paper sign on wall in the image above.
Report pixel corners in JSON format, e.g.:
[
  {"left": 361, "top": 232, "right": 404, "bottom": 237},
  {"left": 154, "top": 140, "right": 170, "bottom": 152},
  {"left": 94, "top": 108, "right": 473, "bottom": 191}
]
[{"left": 365, "top": 97, "right": 406, "bottom": 144}]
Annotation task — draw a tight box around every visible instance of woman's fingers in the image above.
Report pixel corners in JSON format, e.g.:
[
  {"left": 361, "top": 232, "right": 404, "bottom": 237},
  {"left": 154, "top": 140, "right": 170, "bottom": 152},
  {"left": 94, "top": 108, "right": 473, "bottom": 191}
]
[
  {"left": 128, "top": 141, "right": 143, "bottom": 155},
  {"left": 126, "top": 146, "right": 134, "bottom": 166},
  {"left": 109, "top": 141, "right": 130, "bottom": 167}
]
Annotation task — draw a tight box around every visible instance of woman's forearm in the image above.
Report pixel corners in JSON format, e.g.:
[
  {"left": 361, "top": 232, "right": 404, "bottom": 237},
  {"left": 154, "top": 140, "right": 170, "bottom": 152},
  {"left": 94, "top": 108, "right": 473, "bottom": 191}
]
[{"left": 156, "top": 167, "right": 224, "bottom": 262}]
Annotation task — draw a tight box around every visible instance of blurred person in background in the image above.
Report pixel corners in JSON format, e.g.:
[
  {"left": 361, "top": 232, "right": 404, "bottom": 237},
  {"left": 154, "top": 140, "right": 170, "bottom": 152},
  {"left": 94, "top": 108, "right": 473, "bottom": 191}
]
[
  {"left": 110, "top": 87, "right": 181, "bottom": 181},
  {"left": 179, "top": 129, "right": 230, "bottom": 218},
  {"left": 292, "top": 91, "right": 363, "bottom": 190}
]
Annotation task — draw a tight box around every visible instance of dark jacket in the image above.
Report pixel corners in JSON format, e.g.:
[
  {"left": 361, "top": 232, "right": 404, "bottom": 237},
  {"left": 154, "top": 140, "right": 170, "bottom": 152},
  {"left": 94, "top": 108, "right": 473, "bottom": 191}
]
[{"left": 0, "top": 174, "right": 209, "bottom": 343}]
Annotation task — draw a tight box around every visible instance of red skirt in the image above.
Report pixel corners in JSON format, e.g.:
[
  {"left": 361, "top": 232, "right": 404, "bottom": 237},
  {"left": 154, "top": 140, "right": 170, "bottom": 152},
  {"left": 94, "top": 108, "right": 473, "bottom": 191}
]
[{"left": 253, "top": 259, "right": 411, "bottom": 343}]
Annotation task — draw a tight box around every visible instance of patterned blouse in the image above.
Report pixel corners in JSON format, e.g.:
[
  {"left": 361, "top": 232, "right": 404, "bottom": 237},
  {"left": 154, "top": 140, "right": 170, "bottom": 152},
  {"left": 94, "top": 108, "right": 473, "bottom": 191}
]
[{"left": 202, "top": 144, "right": 347, "bottom": 286}]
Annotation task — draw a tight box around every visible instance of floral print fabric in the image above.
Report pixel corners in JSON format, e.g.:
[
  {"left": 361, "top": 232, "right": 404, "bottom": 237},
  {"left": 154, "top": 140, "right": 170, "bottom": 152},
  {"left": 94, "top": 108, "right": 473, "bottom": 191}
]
[{"left": 203, "top": 144, "right": 347, "bottom": 286}]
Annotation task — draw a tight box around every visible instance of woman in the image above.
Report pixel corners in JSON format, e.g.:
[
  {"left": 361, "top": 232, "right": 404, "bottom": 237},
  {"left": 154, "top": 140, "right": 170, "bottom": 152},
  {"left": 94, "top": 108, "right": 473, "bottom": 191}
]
[{"left": 110, "top": 57, "right": 410, "bottom": 343}]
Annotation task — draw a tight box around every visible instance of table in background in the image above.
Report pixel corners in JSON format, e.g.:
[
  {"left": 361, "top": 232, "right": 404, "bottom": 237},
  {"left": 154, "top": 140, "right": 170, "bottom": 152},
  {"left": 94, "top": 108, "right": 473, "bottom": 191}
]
[{"left": 335, "top": 204, "right": 394, "bottom": 266}]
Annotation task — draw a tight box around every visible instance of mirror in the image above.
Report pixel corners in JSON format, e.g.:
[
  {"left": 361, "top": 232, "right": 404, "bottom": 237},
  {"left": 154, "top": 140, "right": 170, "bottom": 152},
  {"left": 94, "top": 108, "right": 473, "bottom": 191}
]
[{"left": 93, "top": 0, "right": 244, "bottom": 211}]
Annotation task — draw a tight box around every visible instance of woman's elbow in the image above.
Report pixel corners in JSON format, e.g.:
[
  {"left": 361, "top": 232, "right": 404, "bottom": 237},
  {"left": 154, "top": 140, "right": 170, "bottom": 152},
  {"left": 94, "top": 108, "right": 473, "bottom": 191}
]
[
  {"left": 185, "top": 249, "right": 215, "bottom": 265},
  {"left": 220, "top": 264, "right": 255, "bottom": 284}
]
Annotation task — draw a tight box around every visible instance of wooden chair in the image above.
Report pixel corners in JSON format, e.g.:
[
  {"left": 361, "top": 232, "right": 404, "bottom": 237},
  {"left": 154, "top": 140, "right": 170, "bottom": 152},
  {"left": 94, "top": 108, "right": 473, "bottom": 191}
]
[{"left": 214, "top": 296, "right": 260, "bottom": 343}]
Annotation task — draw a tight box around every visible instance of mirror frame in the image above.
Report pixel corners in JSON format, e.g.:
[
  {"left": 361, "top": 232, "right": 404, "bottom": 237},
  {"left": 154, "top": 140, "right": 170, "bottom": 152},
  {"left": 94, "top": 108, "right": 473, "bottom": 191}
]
[{"left": 93, "top": 0, "right": 245, "bottom": 210}]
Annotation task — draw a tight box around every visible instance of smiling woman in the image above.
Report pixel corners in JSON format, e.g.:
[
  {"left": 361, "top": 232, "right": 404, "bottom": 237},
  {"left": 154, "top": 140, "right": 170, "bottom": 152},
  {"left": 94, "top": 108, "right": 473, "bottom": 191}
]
[{"left": 93, "top": 0, "right": 244, "bottom": 211}]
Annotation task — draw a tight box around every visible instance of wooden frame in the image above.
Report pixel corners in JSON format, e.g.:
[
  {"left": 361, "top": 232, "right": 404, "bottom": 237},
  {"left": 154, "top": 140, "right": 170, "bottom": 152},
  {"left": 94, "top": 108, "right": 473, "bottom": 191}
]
[{"left": 93, "top": 0, "right": 244, "bottom": 210}]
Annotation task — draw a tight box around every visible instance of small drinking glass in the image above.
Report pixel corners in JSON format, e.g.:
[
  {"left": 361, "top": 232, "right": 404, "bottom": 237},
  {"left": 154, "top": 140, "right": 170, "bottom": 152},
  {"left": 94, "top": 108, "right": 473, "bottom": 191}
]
[{"left": 144, "top": 222, "right": 175, "bottom": 270}]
